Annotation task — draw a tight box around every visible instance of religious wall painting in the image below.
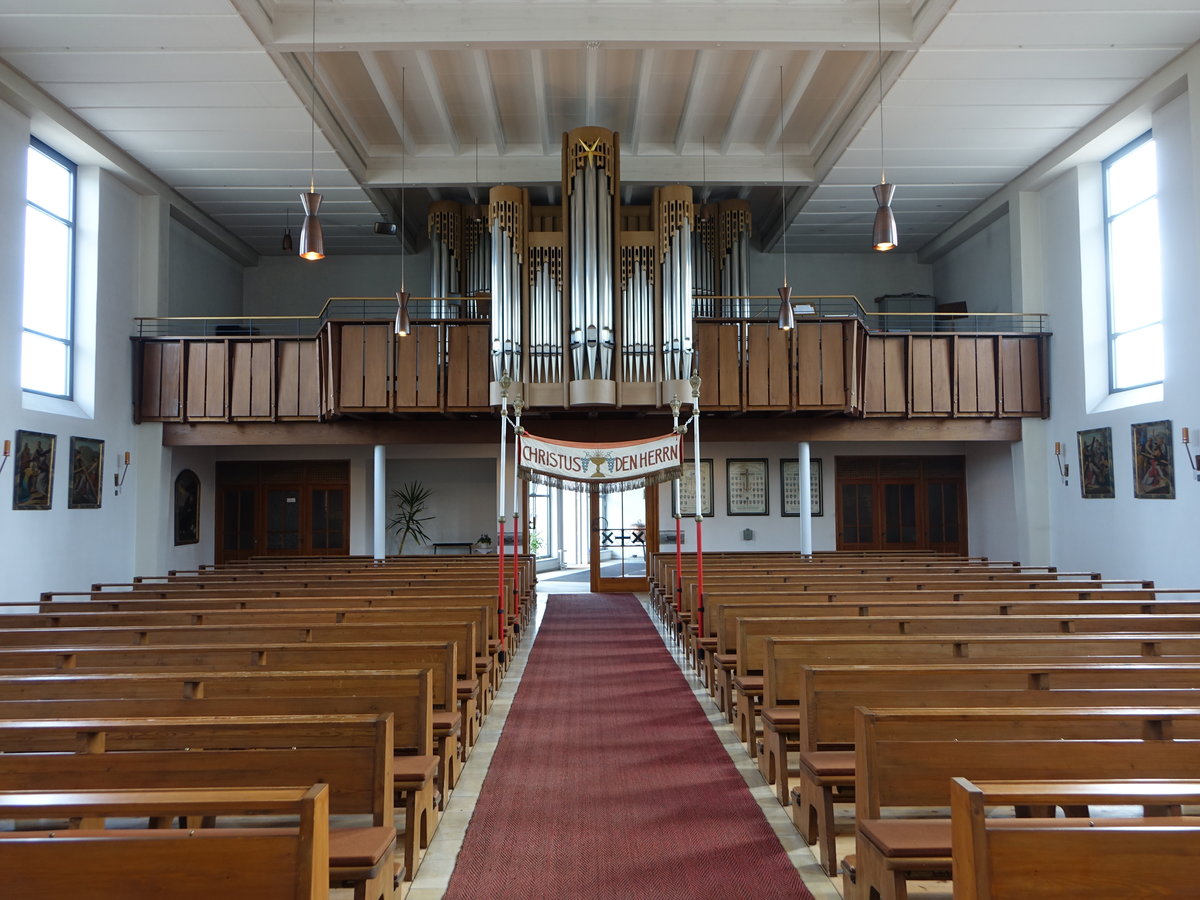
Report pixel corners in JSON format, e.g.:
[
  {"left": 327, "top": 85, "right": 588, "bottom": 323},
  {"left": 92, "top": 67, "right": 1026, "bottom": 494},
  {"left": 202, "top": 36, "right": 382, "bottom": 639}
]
[
  {"left": 781, "top": 458, "right": 824, "bottom": 517},
  {"left": 174, "top": 469, "right": 201, "bottom": 545},
  {"left": 67, "top": 436, "right": 104, "bottom": 509},
  {"left": 727, "top": 459, "right": 769, "bottom": 516},
  {"left": 12, "top": 430, "right": 55, "bottom": 510},
  {"left": 1131, "top": 420, "right": 1174, "bottom": 500},
  {"left": 1076, "top": 427, "right": 1114, "bottom": 499},
  {"left": 673, "top": 460, "right": 713, "bottom": 517}
]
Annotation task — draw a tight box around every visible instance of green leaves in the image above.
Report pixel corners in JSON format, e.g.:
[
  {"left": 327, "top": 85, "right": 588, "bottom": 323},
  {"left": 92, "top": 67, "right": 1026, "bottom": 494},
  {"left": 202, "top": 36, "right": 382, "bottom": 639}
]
[{"left": 388, "top": 480, "right": 435, "bottom": 554}]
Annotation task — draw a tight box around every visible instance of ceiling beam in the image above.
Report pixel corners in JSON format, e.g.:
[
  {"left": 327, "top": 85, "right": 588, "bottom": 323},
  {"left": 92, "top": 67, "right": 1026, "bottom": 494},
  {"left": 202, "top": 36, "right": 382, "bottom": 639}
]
[
  {"left": 674, "top": 49, "right": 711, "bottom": 156},
  {"left": 720, "top": 49, "right": 767, "bottom": 156},
  {"left": 360, "top": 51, "right": 413, "bottom": 155},
  {"left": 531, "top": 49, "right": 553, "bottom": 155},
  {"left": 584, "top": 41, "right": 599, "bottom": 125},
  {"left": 416, "top": 49, "right": 460, "bottom": 156},
  {"left": 763, "top": 52, "right": 825, "bottom": 153},
  {"left": 270, "top": 4, "right": 915, "bottom": 50},
  {"left": 627, "top": 48, "right": 655, "bottom": 155},
  {"left": 473, "top": 49, "right": 507, "bottom": 156}
]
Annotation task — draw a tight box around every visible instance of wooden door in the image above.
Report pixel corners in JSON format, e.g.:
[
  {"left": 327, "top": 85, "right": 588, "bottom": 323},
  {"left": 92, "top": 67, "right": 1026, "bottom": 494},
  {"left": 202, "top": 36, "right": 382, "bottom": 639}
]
[
  {"left": 215, "top": 461, "right": 350, "bottom": 563},
  {"left": 590, "top": 485, "right": 658, "bottom": 593},
  {"left": 834, "top": 456, "right": 967, "bottom": 554}
]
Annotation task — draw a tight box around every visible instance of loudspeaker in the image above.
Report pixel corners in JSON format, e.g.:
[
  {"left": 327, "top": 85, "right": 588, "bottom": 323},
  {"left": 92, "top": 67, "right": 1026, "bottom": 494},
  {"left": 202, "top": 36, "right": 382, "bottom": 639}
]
[{"left": 373, "top": 222, "right": 398, "bottom": 236}]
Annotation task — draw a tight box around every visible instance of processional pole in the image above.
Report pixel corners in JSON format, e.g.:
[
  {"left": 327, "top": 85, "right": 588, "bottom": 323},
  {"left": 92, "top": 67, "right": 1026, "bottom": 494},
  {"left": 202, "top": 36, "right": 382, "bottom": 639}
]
[
  {"left": 689, "top": 373, "right": 705, "bottom": 650},
  {"left": 496, "top": 373, "right": 512, "bottom": 665},
  {"left": 511, "top": 398, "right": 524, "bottom": 636},
  {"left": 670, "top": 394, "right": 684, "bottom": 622}
]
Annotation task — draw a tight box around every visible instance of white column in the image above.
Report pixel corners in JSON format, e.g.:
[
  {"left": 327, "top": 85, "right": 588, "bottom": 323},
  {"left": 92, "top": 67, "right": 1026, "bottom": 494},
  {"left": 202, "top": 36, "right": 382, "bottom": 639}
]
[
  {"left": 373, "top": 444, "right": 387, "bottom": 560},
  {"left": 798, "top": 441, "right": 813, "bottom": 557}
]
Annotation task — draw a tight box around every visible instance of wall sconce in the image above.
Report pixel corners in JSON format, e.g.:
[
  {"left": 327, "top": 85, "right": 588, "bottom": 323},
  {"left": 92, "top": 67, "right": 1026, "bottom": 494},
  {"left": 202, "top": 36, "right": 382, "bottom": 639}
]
[
  {"left": 1184, "top": 427, "right": 1199, "bottom": 481},
  {"left": 0, "top": 439, "right": 9, "bottom": 477},
  {"left": 1054, "top": 441, "right": 1069, "bottom": 486},
  {"left": 113, "top": 451, "right": 131, "bottom": 496}
]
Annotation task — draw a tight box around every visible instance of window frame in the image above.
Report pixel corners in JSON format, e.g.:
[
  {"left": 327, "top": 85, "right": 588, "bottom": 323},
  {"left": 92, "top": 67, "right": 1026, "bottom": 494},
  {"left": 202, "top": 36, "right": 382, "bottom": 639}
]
[
  {"left": 22, "top": 136, "right": 78, "bottom": 400},
  {"left": 1102, "top": 130, "right": 1162, "bottom": 394}
]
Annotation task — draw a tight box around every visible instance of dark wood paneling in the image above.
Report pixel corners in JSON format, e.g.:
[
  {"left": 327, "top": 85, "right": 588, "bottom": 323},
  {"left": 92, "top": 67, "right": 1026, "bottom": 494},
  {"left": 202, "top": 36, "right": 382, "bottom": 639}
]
[
  {"left": 956, "top": 336, "right": 998, "bottom": 416},
  {"left": 909, "top": 336, "right": 953, "bottom": 416},
  {"left": 230, "top": 341, "right": 273, "bottom": 420},
  {"left": 275, "top": 340, "right": 321, "bottom": 420},
  {"left": 185, "top": 341, "right": 228, "bottom": 421},
  {"left": 745, "top": 323, "right": 789, "bottom": 409},
  {"left": 337, "top": 324, "right": 390, "bottom": 411},
  {"left": 864, "top": 334, "right": 907, "bottom": 416}
]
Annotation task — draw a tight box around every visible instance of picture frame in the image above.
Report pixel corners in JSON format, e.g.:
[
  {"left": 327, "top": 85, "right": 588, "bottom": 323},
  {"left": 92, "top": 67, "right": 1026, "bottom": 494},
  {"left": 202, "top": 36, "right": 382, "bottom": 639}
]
[
  {"left": 673, "top": 459, "right": 713, "bottom": 517},
  {"left": 12, "top": 430, "right": 56, "bottom": 511},
  {"left": 67, "top": 436, "right": 104, "bottom": 509},
  {"left": 781, "top": 458, "right": 824, "bottom": 516},
  {"left": 726, "top": 458, "right": 769, "bottom": 516},
  {"left": 174, "top": 469, "right": 201, "bottom": 545},
  {"left": 1131, "top": 420, "right": 1174, "bottom": 500},
  {"left": 1076, "top": 427, "right": 1114, "bottom": 499}
]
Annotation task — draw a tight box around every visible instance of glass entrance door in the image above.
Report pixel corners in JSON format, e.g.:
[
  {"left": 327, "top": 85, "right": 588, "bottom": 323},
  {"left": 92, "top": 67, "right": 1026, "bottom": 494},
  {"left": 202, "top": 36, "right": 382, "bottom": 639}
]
[{"left": 589, "top": 485, "right": 657, "bottom": 592}]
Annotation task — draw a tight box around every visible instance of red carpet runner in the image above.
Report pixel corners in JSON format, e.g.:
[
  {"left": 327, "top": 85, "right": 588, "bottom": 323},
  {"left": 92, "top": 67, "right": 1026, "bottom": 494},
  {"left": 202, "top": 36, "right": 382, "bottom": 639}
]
[{"left": 444, "top": 593, "right": 816, "bottom": 899}]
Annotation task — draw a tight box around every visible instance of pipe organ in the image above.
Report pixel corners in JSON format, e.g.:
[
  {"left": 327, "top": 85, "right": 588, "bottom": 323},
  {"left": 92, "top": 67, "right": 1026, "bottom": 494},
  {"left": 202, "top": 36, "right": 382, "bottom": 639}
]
[
  {"left": 427, "top": 126, "right": 752, "bottom": 409},
  {"left": 429, "top": 201, "right": 491, "bottom": 319}
]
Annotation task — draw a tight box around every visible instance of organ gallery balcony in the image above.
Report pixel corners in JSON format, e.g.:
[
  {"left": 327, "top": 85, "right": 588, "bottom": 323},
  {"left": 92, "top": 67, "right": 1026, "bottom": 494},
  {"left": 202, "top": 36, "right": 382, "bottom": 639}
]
[{"left": 131, "top": 296, "right": 1049, "bottom": 425}]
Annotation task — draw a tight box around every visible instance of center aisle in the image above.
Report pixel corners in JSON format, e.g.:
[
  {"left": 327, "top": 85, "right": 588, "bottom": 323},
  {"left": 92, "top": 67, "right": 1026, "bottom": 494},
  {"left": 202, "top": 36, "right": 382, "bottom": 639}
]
[{"left": 443, "top": 592, "right": 817, "bottom": 899}]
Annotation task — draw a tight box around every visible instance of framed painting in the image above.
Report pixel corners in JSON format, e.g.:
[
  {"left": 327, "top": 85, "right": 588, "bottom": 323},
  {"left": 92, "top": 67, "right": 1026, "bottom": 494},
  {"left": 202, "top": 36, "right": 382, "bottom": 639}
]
[
  {"left": 1076, "top": 427, "right": 1114, "bottom": 499},
  {"left": 174, "top": 469, "right": 201, "bottom": 545},
  {"left": 67, "top": 436, "right": 104, "bottom": 509},
  {"left": 727, "top": 459, "right": 769, "bottom": 516},
  {"left": 1131, "top": 420, "right": 1174, "bottom": 500},
  {"left": 673, "top": 459, "right": 713, "bottom": 517},
  {"left": 13, "top": 430, "right": 56, "bottom": 510},
  {"left": 781, "top": 458, "right": 824, "bottom": 516}
]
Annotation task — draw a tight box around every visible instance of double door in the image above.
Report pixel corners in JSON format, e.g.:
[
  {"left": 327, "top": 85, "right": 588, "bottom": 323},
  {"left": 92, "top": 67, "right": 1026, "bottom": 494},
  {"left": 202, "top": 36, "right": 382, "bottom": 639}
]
[
  {"left": 216, "top": 461, "right": 349, "bottom": 563},
  {"left": 835, "top": 456, "right": 966, "bottom": 555}
]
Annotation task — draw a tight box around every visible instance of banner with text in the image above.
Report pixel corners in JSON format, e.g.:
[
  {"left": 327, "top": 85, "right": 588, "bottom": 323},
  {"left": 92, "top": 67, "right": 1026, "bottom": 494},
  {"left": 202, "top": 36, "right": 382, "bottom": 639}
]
[{"left": 517, "top": 432, "right": 683, "bottom": 493}]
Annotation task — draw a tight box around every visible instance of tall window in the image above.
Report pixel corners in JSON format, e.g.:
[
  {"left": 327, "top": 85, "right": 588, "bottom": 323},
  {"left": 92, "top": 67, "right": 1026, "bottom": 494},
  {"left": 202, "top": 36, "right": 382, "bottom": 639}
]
[
  {"left": 1104, "top": 133, "right": 1162, "bottom": 391},
  {"left": 22, "top": 138, "right": 76, "bottom": 398}
]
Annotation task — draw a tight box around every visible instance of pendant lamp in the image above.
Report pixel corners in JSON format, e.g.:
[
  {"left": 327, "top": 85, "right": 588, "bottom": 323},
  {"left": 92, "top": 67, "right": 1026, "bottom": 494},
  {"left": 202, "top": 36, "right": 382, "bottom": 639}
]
[
  {"left": 776, "top": 66, "right": 794, "bottom": 331},
  {"left": 395, "top": 67, "right": 411, "bottom": 337},
  {"left": 871, "top": 0, "right": 898, "bottom": 251},
  {"left": 298, "top": 0, "right": 324, "bottom": 260}
]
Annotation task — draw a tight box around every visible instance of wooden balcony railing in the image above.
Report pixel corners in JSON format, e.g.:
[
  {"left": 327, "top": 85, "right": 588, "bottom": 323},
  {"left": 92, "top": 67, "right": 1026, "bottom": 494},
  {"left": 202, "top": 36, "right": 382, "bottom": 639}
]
[{"left": 133, "top": 314, "right": 1049, "bottom": 424}]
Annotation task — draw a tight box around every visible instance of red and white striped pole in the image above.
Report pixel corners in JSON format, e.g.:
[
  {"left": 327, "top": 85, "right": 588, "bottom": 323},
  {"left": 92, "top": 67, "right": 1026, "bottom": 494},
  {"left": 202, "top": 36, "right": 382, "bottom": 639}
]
[
  {"left": 496, "top": 374, "right": 512, "bottom": 664},
  {"left": 689, "top": 374, "right": 705, "bottom": 647},
  {"left": 511, "top": 399, "right": 524, "bottom": 638}
]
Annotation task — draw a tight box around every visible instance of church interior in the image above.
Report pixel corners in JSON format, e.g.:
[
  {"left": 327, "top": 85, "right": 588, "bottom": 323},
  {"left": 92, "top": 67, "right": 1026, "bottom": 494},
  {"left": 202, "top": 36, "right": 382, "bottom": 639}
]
[{"left": 1, "top": 1, "right": 1199, "bottom": 897}]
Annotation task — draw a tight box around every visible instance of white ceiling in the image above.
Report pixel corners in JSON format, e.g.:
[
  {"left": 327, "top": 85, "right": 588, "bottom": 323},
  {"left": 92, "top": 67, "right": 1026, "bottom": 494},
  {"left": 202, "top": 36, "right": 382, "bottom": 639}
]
[{"left": 0, "top": 0, "right": 1197, "bottom": 259}]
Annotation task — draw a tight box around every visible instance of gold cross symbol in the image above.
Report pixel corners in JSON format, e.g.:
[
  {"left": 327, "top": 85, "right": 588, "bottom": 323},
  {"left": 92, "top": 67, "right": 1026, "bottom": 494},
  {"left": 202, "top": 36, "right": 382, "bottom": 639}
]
[{"left": 578, "top": 138, "right": 604, "bottom": 165}]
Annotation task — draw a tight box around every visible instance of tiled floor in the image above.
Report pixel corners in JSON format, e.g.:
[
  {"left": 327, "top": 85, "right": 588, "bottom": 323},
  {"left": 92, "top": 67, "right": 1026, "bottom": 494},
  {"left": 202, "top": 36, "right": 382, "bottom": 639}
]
[{"left": 402, "top": 585, "right": 847, "bottom": 900}]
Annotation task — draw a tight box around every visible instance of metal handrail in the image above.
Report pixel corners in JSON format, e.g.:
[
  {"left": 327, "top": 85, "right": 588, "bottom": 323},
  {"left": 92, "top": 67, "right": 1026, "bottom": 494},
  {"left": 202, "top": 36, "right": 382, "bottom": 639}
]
[{"left": 133, "top": 293, "right": 1048, "bottom": 338}]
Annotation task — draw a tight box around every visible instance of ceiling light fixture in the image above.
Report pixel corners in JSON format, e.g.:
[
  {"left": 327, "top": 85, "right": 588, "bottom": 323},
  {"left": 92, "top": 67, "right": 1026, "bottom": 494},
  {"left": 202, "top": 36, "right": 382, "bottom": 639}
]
[
  {"left": 871, "top": 0, "right": 898, "bottom": 252},
  {"left": 281, "top": 207, "right": 293, "bottom": 252},
  {"left": 776, "top": 66, "right": 794, "bottom": 332},
  {"left": 395, "top": 66, "right": 411, "bottom": 337},
  {"left": 298, "top": 0, "right": 325, "bottom": 260}
]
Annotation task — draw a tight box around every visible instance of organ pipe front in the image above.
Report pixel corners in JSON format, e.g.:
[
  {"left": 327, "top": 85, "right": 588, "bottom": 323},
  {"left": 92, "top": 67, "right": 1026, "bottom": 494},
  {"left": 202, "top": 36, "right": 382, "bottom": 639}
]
[{"left": 431, "top": 126, "right": 752, "bottom": 410}]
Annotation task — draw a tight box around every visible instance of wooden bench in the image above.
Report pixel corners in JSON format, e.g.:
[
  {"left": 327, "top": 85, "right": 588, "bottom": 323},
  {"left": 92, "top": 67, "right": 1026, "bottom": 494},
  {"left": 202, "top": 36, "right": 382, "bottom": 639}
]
[
  {"left": 950, "top": 778, "right": 1200, "bottom": 900},
  {"left": 779, "top": 667, "right": 1200, "bottom": 874},
  {"left": 743, "top": 632, "right": 1200, "bottom": 765},
  {"left": 0, "top": 785, "right": 330, "bottom": 900},
  {"left": 0, "top": 715, "right": 397, "bottom": 898},
  {"left": 0, "top": 669, "right": 431, "bottom": 883},
  {"left": 849, "top": 707, "right": 1200, "bottom": 900}
]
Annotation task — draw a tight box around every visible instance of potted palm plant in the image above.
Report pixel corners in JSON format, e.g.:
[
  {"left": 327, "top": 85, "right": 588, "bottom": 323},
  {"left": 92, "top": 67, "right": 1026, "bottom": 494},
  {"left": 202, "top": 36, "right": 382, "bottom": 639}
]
[{"left": 388, "top": 481, "right": 435, "bottom": 554}]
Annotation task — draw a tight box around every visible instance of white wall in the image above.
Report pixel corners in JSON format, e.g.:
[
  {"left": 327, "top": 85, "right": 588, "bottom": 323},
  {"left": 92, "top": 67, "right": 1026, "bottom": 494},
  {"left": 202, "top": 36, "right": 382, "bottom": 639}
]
[
  {"left": 0, "top": 98, "right": 146, "bottom": 606},
  {"left": 932, "top": 215, "right": 1012, "bottom": 313},
  {"left": 242, "top": 252, "right": 432, "bottom": 317},
  {"left": 748, "top": 248, "right": 934, "bottom": 307},
  {"left": 385, "top": 455, "right": 496, "bottom": 555},
  {"left": 168, "top": 219, "right": 243, "bottom": 318},
  {"left": 933, "top": 85, "right": 1200, "bottom": 588}
]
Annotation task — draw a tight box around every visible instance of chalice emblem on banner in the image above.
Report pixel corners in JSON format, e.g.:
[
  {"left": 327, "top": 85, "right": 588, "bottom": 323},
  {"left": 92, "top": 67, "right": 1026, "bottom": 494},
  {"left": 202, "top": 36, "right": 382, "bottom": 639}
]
[{"left": 584, "top": 451, "right": 614, "bottom": 477}]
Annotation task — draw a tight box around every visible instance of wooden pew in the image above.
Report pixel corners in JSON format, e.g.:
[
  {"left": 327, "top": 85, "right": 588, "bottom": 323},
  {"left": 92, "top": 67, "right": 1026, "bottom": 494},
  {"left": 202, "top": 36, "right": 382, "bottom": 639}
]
[
  {"left": 849, "top": 707, "right": 1200, "bottom": 900},
  {"left": 0, "top": 785, "right": 330, "bottom": 900},
  {"left": 0, "top": 669, "right": 430, "bottom": 882},
  {"left": 780, "top": 667, "right": 1200, "bottom": 874},
  {"left": 0, "top": 715, "right": 396, "bottom": 898},
  {"left": 741, "top": 631, "right": 1200, "bottom": 766},
  {"left": 950, "top": 778, "right": 1200, "bottom": 900}
]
